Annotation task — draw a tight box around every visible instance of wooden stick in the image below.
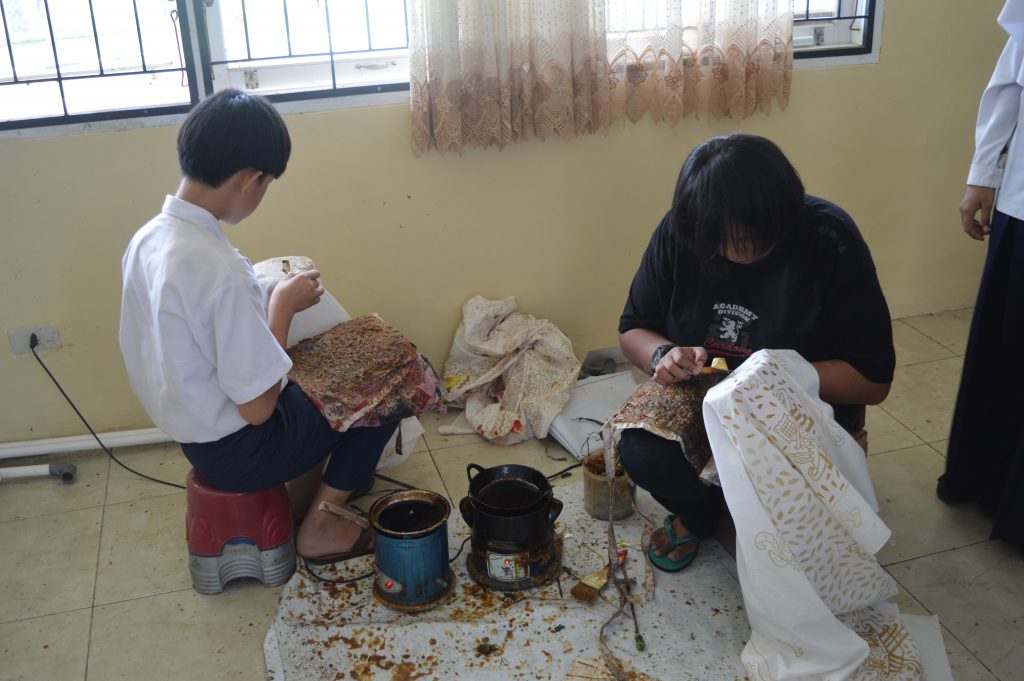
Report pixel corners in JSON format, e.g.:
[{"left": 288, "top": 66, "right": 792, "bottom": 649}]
[{"left": 317, "top": 501, "right": 371, "bottom": 529}]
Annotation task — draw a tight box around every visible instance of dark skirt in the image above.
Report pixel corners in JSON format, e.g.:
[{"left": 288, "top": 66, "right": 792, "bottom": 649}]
[{"left": 939, "top": 210, "right": 1024, "bottom": 551}]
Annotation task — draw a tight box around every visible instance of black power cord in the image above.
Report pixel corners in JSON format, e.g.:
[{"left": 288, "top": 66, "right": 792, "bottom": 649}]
[{"left": 28, "top": 333, "right": 186, "bottom": 490}]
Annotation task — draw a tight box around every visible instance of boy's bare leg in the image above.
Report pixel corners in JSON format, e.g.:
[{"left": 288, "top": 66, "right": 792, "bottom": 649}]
[
  {"left": 295, "top": 482, "right": 366, "bottom": 559},
  {"left": 285, "top": 463, "right": 326, "bottom": 520}
]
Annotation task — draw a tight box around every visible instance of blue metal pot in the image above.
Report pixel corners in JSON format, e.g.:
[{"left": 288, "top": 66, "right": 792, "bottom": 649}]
[{"left": 369, "top": 490, "right": 455, "bottom": 612}]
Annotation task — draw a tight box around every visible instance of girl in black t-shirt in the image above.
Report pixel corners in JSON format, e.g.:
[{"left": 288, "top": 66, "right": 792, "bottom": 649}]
[{"left": 618, "top": 134, "right": 895, "bottom": 572}]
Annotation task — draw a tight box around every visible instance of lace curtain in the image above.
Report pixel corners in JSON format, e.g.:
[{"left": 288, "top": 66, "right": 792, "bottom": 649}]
[{"left": 409, "top": 0, "right": 794, "bottom": 156}]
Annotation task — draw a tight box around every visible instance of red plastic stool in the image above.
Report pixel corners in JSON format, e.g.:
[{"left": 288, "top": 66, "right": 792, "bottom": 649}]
[{"left": 185, "top": 469, "right": 296, "bottom": 594}]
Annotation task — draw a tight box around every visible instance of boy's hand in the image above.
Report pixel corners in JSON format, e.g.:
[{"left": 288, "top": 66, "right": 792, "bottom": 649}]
[
  {"left": 270, "top": 269, "right": 324, "bottom": 315},
  {"left": 960, "top": 185, "right": 995, "bottom": 241}
]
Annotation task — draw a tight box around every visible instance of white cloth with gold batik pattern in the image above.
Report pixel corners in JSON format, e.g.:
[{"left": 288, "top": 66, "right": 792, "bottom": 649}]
[{"left": 703, "top": 350, "right": 923, "bottom": 681}]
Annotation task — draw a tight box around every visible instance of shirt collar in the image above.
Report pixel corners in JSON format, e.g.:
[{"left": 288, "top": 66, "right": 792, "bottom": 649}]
[{"left": 160, "top": 195, "right": 227, "bottom": 242}]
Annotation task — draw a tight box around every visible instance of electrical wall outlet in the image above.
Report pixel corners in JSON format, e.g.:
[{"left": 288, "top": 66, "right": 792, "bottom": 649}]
[{"left": 7, "top": 324, "right": 63, "bottom": 355}]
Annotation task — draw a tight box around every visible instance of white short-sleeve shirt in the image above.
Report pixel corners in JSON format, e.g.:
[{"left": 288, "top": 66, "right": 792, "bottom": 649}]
[{"left": 119, "top": 196, "right": 292, "bottom": 443}]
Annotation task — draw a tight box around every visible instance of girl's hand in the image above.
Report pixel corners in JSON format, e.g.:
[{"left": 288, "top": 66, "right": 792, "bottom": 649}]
[{"left": 653, "top": 346, "right": 708, "bottom": 385}]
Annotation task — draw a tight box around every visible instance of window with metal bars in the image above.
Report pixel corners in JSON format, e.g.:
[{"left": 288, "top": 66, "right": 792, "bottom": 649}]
[
  {"left": 197, "top": 0, "right": 410, "bottom": 102},
  {"left": 1, "top": 0, "right": 878, "bottom": 131},
  {"left": 0, "top": 0, "right": 198, "bottom": 130},
  {"left": 793, "top": 0, "right": 877, "bottom": 58}
]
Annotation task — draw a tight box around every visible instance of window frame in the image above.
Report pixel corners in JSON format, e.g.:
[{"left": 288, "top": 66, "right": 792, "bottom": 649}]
[
  {"left": 192, "top": 0, "right": 410, "bottom": 106},
  {"left": 1, "top": 0, "right": 884, "bottom": 134},
  {"left": 0, "top": 0, "right": 202, "bottom": 132},
  {"left": 793, "top": 0, "right": 878, "bottom": 61}
]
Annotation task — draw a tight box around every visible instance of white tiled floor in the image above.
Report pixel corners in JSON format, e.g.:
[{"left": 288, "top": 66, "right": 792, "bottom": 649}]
[{"left": 0, "top": 309, "right": 1018, "bottom": 680}]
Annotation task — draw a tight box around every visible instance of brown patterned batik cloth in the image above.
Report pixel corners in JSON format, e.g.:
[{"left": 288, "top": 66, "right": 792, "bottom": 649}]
[
  {"left": 607, "top": 371, "right": 729, "bottom": 486},
  {"left": 287, "top": 315, "right": 443, "bottom": 431}
]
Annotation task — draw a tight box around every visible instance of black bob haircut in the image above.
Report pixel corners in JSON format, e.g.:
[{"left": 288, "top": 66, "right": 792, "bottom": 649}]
[
  {"left": 669, "top": 134, "right": 805, "bottom": 270},
  {"left": 177, "top": 89, "right": 291, "bottom": 188}
]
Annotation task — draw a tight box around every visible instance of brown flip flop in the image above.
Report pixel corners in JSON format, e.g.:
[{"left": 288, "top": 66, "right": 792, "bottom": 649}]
[{"left": 301, "top": 526, "right": 375, "bottom": 566}]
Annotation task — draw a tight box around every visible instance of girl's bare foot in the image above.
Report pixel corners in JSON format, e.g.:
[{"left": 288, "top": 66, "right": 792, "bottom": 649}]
[{"left": 650, "top": 516, "right": 697, "bottom": 563}]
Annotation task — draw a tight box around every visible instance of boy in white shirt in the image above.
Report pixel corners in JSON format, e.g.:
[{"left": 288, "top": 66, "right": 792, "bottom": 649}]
[{"left": 120, "top": 89, "right": 395, "bottom": 563}]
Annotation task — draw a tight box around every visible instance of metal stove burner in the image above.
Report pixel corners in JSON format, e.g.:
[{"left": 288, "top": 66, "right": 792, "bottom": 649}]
[
  {"left": 372, "top": 566, "right": 456, "bottom": 613},
  {"left": 466, "top": 536, "right": 563, "bottom": 591}
]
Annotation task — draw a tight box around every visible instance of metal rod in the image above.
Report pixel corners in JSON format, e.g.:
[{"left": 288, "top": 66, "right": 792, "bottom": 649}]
[
  {"left": 87, "top": 0, "right": 105, "bottom": 74},
  {"left": 2, "top": 66, "right": 196, "bottom": 87},
  {"left": 324, "top": 0, "right": 336, "bottom": 90},
  {"left": 241, "top": 0, "right": 252, "bottom": 60},
  {"left": 131, "top": 0, "right": 148, "bottom": 72},
  {"left": 794, "top": 13, "right": 867, "bottom": 23},
  {"left": 0, "top": 1, "right": 19, "bottom": 82},
  {"left": 40, "top": 0, "right": 68, "bottom": 116},
  {"left": 401, "top": 0, "right": 410, "bottom": 48},
  {"left": 282, "top": 0, "right": 292, "bottom": 57},
  {"left": 363, "top": 0, "right": 372, "bottom": 50},
  {"left": 206, "top": 45, "right": 401, "bottom": 69}
]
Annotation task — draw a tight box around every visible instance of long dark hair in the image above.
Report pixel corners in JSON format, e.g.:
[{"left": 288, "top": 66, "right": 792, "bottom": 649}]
[{"left": 669, "top": 134, "right": 805, "bottom": 270}]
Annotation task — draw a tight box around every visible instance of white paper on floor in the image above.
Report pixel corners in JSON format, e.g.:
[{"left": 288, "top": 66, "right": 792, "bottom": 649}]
[
  {"left": 264, "top": 484, "right": 953, "bottom": 681},
  {"left": 264, "top": 485, "right": 750, "bottom": 680},
  {"left": 548, "top": 371, "right": 640, "bottom": 461}
]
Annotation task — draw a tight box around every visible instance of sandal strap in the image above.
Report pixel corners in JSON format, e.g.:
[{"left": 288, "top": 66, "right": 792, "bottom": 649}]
[{"left": 662, "top": 515, "right": 699, "bottom": 548}]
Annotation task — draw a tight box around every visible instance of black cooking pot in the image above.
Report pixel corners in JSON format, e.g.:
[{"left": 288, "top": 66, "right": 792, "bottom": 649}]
[
  {"left": 466, "top": 463, "right": 553, "bottom": 516},
  {"left": 459, "top": 494, "right": 563, "bottom": 549}
]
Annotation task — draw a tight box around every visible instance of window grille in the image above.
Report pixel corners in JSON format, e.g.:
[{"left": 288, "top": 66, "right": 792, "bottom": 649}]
[
  {"left": 793, "top": 0, "right": 876, "bottom": 58},
  {"left": 0, "top": 0, "right": 198, "bottom": 130},
  {"left": 2, "top": 0, "right": 879, "bottom": 131},
  {"left": 197, "top": 0, "right": 410, "bottom": 103}
]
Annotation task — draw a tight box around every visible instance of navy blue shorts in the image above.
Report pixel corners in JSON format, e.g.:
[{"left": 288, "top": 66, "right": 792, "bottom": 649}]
[{"left": 181, "top": 382, "right": 398, "bottom": 493}]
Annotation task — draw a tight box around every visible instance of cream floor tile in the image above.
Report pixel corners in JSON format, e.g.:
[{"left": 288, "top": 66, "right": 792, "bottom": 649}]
[
  {"left": 94, "top": 494, "right": 190, "bottom": 605},
  {"left": 865, "top": 405, "right": 924, "bottom": 455},
  {"left": 940, "top": 628, "right": 1001, "bottom": 681},
  {"left": 880, "top": 357, "right": 963, "bottom": 444},
  {"left": 887, "top": 541, "right": 1023, "bottom": 681},
  {"left": 930, "top": 440, "right": 949, "bottom": 457},
  {"left": 88, "top": 583, "right": 282, "bottom": 681},
  {"left": 870, "top": 446, "right": 991, "bottom": 565},
  {"left": 0, "top": 449, "right": 108, "bottom": 522},
  {"left": 891, "top": 578, "right": 930, "bottom": 616},
  {"left": 901, "top": 308, "right": 974, "bottom": 356},
  {"left": 891, "top": 320, "right": 956, "bottom": 367},
  {"left": 432, "top": 437, "right": 579, "bottom": 504},
  {"left": 417, "top": 408, "right": 476, "bottom": 452},
  {"left": 0, "top": 508, "right": 101, "bottom": 622},
  {"left": 104, "top": 441, "right": 192, "bottom": 505},
  {"left": 888, "top": 580, "right": 997, "bottom": 679},
  {"left": 0, "top": 608, "right": 91, "bottom": 681}
]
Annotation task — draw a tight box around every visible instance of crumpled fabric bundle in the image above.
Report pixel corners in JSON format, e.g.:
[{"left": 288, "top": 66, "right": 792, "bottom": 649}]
[
  {"left": 287, "top": 315, "right": 443, "bottom": 432},
  {"left": 441, "top": 295, "right": 580, "bottom": 445},
  {"left": 606, "top": 371, "right": 729, "bottom": 486},
  {"left": 703, "top": 349, "right": 922, "bottom": 681}
]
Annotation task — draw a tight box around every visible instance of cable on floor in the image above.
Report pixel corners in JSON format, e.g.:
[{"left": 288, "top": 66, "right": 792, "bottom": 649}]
[{"left": 29, "top": 333, "right": 186, "bottom": 490}]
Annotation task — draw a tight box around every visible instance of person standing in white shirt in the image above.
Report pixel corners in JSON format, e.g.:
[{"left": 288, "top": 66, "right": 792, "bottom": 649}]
[
  {"left": 120, "top": 89, "right": 396, "bottom": 564},
  {"left": 938, "top": 1, "right": 1024, "bottom": 554}
]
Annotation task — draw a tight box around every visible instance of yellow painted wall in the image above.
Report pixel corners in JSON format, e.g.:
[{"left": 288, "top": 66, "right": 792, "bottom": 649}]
[{"left": 0, "top": 0, "right": 1006, "bottom": 442}]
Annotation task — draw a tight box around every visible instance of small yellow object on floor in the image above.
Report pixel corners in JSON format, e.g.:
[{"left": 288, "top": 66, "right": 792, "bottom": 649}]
[{"left": 569, "top": 565, "right": 609, "bottom": 603}]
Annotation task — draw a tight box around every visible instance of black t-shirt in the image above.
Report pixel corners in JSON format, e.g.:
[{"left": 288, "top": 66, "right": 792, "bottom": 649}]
[{"left": 619, "top": 195, "right": 895, "bottom": 431}]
